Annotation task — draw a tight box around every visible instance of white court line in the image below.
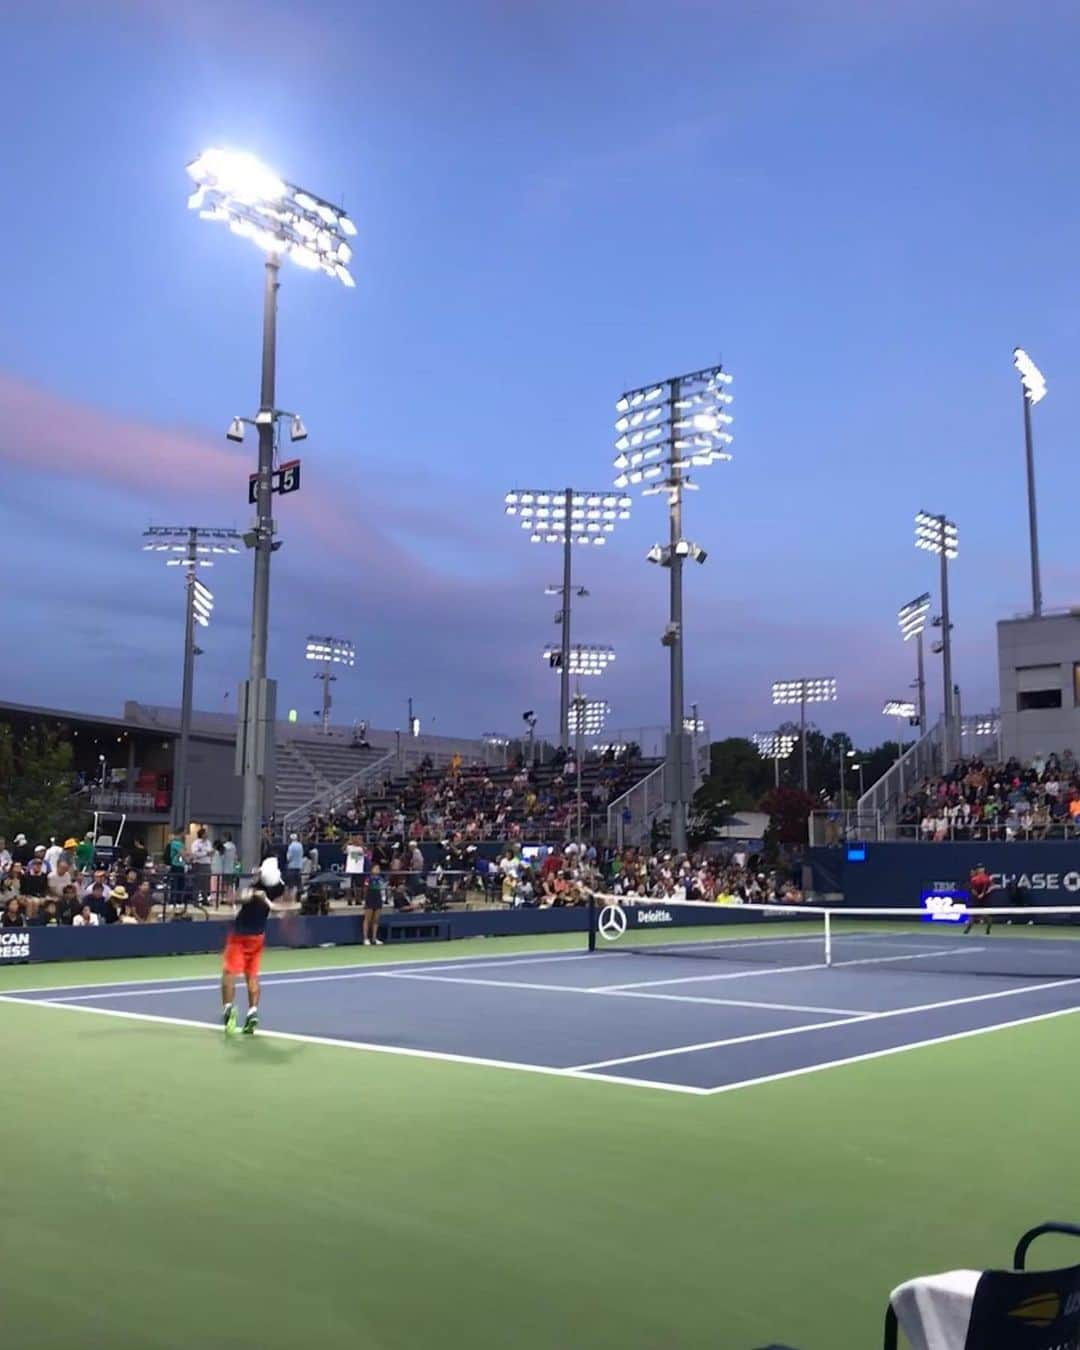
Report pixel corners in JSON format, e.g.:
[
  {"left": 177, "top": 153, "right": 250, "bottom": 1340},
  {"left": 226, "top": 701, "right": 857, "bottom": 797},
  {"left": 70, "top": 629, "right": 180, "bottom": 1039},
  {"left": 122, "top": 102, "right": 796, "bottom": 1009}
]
[
  {"left": 382, "top": 970, "right": 864, "bottom": 1016},
  {"left": 696, "top": 1004, "right": 1080, "bottom": 1097},
  {"left": 4, "top": 950, "right": 594, "bottom": 1004},
  {"left": 569, "top": 974, "right": 1080, "bottom": 1071},
  {"left": 0, "top": 994, "right": 709, "bottom": 1096},
  {"left": 601, "top": 989, "right": 865, "bottom": 1016},
  {"left": 597, "top": 945, "right": 987, "bottom": 991},
  {"left": 0, "top": 946, "right": 598, "bottom": 999}
]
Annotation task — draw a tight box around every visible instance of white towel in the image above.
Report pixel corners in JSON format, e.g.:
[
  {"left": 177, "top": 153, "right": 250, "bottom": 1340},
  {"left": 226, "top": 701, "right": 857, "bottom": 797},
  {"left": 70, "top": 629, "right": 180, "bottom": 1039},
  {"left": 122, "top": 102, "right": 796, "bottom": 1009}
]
[{"left": 890, "top": 1270, "right": 982, "bottom": 1350}]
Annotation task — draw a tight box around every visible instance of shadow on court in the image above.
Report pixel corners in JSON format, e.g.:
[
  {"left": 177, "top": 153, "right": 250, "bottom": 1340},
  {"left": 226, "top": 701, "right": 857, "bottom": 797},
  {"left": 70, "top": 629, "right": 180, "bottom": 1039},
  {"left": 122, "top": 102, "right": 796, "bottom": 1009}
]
[{"left": 222, "top": 1034, "right": 305, "bottom": 1066}]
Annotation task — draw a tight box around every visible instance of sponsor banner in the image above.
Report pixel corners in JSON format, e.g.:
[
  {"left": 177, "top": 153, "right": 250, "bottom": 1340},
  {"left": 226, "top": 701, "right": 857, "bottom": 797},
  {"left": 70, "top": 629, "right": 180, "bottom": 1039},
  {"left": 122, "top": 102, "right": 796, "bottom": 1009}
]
[{"left": 0, "top": 930, "right": 31, "bottom": 962}]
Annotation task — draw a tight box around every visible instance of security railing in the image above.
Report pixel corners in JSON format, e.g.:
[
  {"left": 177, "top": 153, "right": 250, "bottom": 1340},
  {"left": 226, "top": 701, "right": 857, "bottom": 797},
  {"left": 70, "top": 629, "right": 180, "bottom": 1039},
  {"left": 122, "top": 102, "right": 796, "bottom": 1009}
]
[{"left": 809, "top": 810, "right": 1077, "bottom": 845}]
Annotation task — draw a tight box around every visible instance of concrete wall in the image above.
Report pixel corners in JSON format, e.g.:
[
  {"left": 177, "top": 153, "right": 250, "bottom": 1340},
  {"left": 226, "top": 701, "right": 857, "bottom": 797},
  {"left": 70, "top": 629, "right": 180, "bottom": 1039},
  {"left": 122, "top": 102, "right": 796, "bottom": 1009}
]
[
  {"left": 998, "top": 612, "right": 1080, "bottom": 760},
  {"left": 185, "top": 736, "right": 243, "bottom": 828}
]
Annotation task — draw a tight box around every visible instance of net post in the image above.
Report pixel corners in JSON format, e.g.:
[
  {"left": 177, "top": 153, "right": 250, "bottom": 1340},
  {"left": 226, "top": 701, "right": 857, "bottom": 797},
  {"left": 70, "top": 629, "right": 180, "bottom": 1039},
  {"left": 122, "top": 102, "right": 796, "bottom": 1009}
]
[
  {"left": 824, "top": 910, "right": 832, "bottom": 968},
  {"left": 587, "top": 892, "right": 596, "bottom": 952}
]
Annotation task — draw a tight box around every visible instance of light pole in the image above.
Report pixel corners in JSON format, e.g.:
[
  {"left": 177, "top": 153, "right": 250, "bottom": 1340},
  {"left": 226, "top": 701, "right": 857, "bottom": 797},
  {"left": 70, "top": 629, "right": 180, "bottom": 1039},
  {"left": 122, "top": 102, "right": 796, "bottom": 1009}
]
[
  {"left": 614, "top": 363, "right": 734, "bottom": 854},
  {"left": 504, "top": 489, "right": 630, "bottom": 748},
  {"left": 305, "top": 637, "right": 354, "bottom": 733},
  {"left": 752, "top": 733, "right": 796, "bottom": 788},
  {"left": 771, "top": 679, "right": 837, "bottom": 792},
  {"left": 898, "top": 593, "right": 930, "bottom": 736},
  {"left": 915, "top": 512, "right": 959, "bottom": 767},
  {"left": 522, "top": 710, "right": 538, "bottom": 769},
  {"left": 1013, "top": 347, "right": 1047, "bottom": 617},
  {"left": 143, "top": 525, "right": 241, "bottom": 830},
  {"left": 848, "top": 755, "right": 865, "bottom": 798},
  {"left": 187, "top": 147, "right": 356, "bottom": 875},
  {"left": 569, "top": 694, "right": 608, "bottom": 851}
]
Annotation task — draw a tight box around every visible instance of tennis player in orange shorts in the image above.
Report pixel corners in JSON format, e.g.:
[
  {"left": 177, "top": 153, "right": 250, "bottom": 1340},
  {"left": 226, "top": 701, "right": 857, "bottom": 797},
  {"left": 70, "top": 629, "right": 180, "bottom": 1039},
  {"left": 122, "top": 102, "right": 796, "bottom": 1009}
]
[{"left": 222, "top": 856, "right": 289, "bottom": 1036}]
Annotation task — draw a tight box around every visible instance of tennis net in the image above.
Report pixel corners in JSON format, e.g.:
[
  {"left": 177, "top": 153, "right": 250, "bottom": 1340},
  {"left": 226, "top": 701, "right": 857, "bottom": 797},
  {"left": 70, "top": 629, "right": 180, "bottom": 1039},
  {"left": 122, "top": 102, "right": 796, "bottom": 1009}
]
[{"left": 585, "top": 897, "right": 1080, "bottom": 980}]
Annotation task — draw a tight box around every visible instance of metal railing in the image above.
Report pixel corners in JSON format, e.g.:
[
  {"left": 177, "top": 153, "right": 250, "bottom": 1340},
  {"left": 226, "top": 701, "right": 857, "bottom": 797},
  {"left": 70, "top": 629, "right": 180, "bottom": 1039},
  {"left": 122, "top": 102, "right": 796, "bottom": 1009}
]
[
  {"left": 856, "top": 712, "right": 1002, "bottom": 828},
  {"left": 606, "top": 763, "right": 665, "bottom": 847},
  {"left": 87, "top": 789, "right": 162, "bottom": 812},
  {"left": 280, "top": 749, "right": 396, "bottom": 838},
  {"left": 811, "top": 809, "right": 1080, "bottom": 844}
]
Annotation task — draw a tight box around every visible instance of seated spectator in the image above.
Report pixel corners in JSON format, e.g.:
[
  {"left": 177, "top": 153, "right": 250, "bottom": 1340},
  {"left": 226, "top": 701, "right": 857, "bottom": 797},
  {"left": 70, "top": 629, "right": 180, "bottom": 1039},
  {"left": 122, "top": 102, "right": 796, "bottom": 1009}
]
[
  {"left": 33, "top": 899, "right": 62, "bottom": 927},
  {"left": 2, "top": 897, "right": 27, "bottom": 927},
  {"left": 72, "top": 903, "right": 101, "bottom": 927}
]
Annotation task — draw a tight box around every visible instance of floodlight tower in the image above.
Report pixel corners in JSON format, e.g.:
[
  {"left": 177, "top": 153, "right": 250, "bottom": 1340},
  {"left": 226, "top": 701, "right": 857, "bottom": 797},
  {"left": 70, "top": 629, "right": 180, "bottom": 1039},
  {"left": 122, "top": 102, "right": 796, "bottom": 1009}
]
[
  {"left": 143, "top": 525, "right": 241, "bottom": 830},
  {"left": 771, "top": 678, "right": 837, "bottom": 792},
  {"left": 186, "top": 147, "right": 356, "bottom": 875},
  {"left": 305, "top": 636, "right": 355, "bottom": 733},
  {"left": 614, "top": 363, "right": 734, "bottom": 853},
  {"left": 915, "top": 512, "right": 959, "bottom": 767},
  {"left": 504, "top": 489, "right": 630, "bottom": 748},
  {"left": 898, "top": 593, "right": 930, "bottom": 736},
  {"left": 1013, "top": 348, "right": 1047, "bottom": 617},
  {"left": 752, "top": 732, "right": 797, "bottom": 788},
  {"left": 569, "top": 692, "right": 609, "bottom": 852}
]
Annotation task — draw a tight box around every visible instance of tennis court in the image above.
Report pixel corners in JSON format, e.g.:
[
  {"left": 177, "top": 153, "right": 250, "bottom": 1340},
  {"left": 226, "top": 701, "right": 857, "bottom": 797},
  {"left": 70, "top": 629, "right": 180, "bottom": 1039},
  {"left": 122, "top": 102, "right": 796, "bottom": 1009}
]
[
  {"left": 6, "top": 907, "right": 1080, "bottom": 1350},
  {"left": 7, "top": 906, "right": 1080, "bottom": 1094}
]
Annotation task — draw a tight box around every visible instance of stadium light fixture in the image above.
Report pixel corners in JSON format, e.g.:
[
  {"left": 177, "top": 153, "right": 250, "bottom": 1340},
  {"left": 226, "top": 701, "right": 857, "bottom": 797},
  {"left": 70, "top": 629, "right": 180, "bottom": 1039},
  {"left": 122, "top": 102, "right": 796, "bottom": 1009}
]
[
  {"left": 914, "top": 513, "right": 959, "bottom": 767},
  {"left": 505, "top": 488, "right": 630, "bottom": 749},
  {"left": 898, "top": 592, "right": 930, "bottom": 734},
  {"left": 188, "top": 147, "right": 356, "bottom": 875},
  {"left": 771, "top": 677, "right": 837, "bottom": 791},
  {"left": 543, "top": 643, "right": 616, "bottom": 676},
  {"left": 752, "top": 732, "right": 797, "bottom": 788},
  {"left": 1013, "top": 347, "right": 1047, "bottom": 617},
  {"left": 305, "top": 635, "right": 355, "bottom": 734},
  {"left": 615, "top": 362, "right": 734, "bottom": 853},
  {"left": 568, "top": 698, "right": 609, "bottom": 738},
  {"left": 143, "top": 525, "right": 241, "bottom": 831}
]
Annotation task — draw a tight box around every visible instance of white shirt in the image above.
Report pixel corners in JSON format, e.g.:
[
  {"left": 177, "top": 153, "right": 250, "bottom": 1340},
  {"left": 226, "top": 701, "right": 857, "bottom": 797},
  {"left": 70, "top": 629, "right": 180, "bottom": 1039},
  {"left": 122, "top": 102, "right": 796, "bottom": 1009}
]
[
  {"left": 222, "top": 841, "right": 237, "bottom": 874},
  {"left": 44, "top": 844, "right": 63, "bottom": 871},
  {"left": 73, "top": 912, "right": 100, "bottom": 926},
  {"left": 345, "top": 845, "right": 366, "bottom": 875},
  {"left": 190, "top": 837, "right": 213, "bottom": 865}
]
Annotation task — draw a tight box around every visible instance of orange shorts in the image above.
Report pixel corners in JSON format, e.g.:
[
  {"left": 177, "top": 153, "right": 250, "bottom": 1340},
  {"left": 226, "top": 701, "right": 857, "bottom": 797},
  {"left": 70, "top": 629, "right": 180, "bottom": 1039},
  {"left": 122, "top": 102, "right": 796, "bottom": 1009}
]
[{"left": 224, "top": 933, "right": 265, "bottom": 977}]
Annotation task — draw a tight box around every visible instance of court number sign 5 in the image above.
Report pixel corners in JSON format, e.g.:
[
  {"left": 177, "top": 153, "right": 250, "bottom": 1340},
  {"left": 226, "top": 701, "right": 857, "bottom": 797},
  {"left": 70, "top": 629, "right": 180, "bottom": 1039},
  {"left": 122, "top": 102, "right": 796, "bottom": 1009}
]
[{"left": 248, "top": 458, "right": 302, "bottom": 504}]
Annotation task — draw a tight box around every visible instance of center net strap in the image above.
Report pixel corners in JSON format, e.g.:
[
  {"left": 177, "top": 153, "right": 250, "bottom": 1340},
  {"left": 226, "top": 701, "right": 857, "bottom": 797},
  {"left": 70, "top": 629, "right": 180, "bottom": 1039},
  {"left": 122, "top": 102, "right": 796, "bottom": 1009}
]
[{"left": 586, "top": 896, "right": 1080, "bottom": 981}]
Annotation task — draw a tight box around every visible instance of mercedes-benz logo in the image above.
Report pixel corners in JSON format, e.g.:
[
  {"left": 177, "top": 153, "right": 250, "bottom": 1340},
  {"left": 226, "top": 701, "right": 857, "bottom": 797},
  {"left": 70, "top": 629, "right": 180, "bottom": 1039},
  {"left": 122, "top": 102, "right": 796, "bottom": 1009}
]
[{"left": 598, "top": 904, "right": 628, "bottom": 941}]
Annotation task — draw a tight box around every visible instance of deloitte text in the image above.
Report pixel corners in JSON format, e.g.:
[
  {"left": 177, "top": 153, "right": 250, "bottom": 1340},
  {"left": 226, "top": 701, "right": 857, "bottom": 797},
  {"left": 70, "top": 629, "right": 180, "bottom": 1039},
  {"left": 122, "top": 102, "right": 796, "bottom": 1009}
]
[{"left": 637, "top": 909, "right": 673, "bottom": 925}]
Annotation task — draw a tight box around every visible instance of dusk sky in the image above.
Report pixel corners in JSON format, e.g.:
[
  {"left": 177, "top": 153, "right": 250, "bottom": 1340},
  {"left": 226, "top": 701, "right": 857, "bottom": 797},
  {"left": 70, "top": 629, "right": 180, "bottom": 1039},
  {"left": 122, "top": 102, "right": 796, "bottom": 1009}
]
[{"left": 3, "top": 0, "right": 1079, "bottom": 747}]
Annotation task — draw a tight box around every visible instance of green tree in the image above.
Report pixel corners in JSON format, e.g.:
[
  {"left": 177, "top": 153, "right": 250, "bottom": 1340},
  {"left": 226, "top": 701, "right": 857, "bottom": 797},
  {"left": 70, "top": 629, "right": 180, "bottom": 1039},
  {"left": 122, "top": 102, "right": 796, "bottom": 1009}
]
[
  {"left": 690, "top": 737, "right": 774, "bottom": 843},
  {"left": 0, "top": 723, "right": 87, "bottom": 846}
]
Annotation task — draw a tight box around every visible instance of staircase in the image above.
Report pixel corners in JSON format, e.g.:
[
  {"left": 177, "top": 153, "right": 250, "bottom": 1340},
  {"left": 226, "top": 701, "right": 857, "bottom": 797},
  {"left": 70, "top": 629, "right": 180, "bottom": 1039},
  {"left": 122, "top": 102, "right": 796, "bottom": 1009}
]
[{"left": 273, "top": 739, "right": 389, "bottom": 819}]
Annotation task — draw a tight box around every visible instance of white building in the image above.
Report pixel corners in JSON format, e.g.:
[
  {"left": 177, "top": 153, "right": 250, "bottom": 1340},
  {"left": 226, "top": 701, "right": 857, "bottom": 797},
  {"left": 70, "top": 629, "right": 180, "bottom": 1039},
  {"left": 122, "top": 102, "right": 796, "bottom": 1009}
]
[{"left": 997, "top": 611, "right": 1080, "bottom": 761}]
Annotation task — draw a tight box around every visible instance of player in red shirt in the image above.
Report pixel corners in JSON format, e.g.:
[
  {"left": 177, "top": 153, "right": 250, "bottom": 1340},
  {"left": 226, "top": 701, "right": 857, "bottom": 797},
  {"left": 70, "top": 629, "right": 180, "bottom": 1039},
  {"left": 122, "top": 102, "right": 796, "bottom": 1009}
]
[{"left": 964, "top": 864, "right": 993, "bottom": 935}]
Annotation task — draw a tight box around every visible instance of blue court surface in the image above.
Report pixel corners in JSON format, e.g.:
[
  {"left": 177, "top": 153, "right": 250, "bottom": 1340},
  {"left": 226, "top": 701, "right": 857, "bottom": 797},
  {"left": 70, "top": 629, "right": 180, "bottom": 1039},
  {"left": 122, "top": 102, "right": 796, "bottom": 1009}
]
[{"left": 7, "top": 931, "right": 1080, "bottom": 1095}]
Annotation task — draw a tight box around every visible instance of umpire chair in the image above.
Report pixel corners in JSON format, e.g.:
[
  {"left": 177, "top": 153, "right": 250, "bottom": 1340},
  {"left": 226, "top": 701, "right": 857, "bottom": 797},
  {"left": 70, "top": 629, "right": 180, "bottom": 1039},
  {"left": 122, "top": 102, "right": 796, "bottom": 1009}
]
[{"left": 884, "top": 1222, "right": 1080, "bottom": 1350}]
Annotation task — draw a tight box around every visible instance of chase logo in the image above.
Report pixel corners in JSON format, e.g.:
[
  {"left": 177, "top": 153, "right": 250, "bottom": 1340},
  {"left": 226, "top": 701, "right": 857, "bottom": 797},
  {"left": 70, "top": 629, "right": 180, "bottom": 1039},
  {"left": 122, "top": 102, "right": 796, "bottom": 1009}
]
[{"left": 1007, "top": 1291, "right": 1060, "bottom": 1328}]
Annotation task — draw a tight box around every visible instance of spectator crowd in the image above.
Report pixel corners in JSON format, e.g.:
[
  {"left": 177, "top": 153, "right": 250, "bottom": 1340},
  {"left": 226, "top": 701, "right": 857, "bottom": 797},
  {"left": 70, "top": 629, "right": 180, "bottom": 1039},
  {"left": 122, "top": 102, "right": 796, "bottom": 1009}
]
[
  {"left": 0, "top": 828, "right": 243, "bottom": 928},
  {"left": 898, "top": 751, "right": 1080, "bottom": 841},
  {"left": 297, "top": 749, "right": 649, "bottom": 848}
]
